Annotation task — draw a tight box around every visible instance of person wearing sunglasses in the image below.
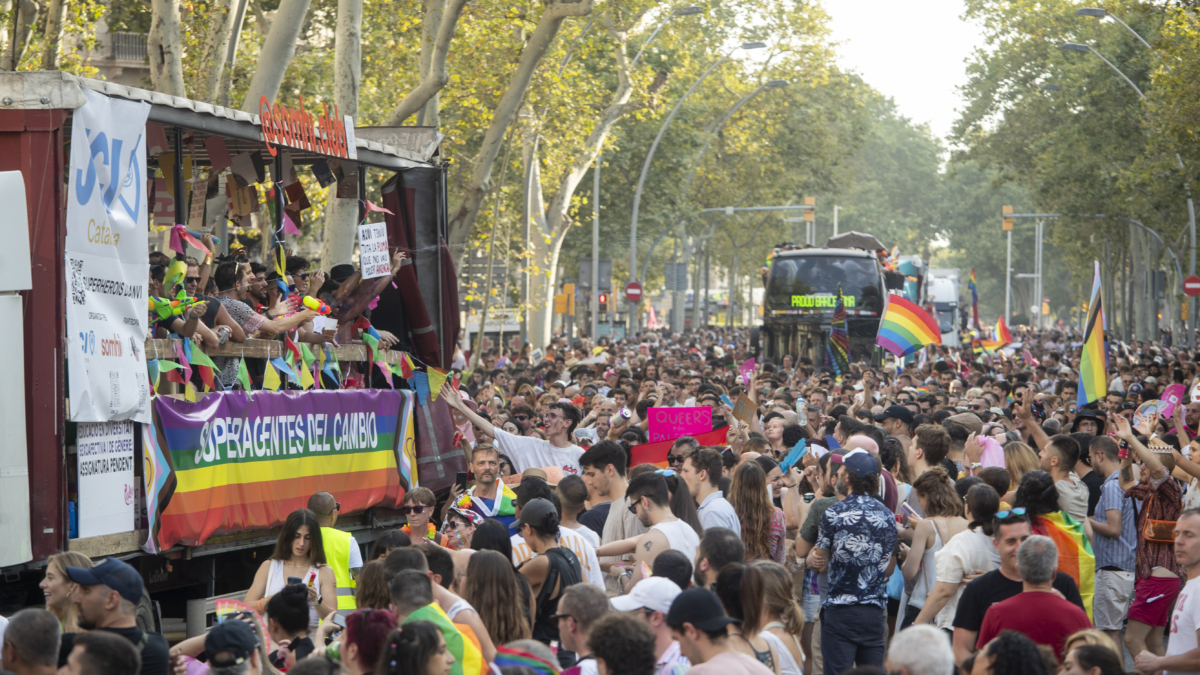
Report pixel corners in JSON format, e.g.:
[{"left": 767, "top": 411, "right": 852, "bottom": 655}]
[
  {"left": 402, "top": 487, "right": 451, "bottom": 547},
  {"left": 308, "top": 491, "right": 362, "bottom": 615}
]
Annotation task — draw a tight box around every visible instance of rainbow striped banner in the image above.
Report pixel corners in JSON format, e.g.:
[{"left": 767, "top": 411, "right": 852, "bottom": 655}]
[
  {"left": 1034, "top": 511, "right": 1095, "bottom": 621},
  {"left": 143, "top": 390, "right": 415, "bottom": 552},
  {"left": 876, "top": 294, "right": 942, "bottom": 357},
  {"left": 1078, "top": 261, "right": 1106, "bottom": 406}
]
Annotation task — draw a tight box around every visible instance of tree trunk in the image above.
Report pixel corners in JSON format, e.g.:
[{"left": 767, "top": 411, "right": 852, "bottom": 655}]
[
  {"left": 41, "top": 0, "right": 67, "bottom": 69},
  {"left": 2, "top": 0, "right": 37, "bottom": 71},
  {"left": 445, "top": 0, "right": 594, "bottom": 267},
  {"left": 319, "top": 0, "right": 362, "bottom": 266},
  {"left": 384, "top": 0, "right": 467, "bottom": 127},
  {"left": 196, "top": 0, "right": 239, "bottom": 103},
  {"left": 147, "top": 0, "right": 186, "bottom": 96},
  {"left": 240, "top": 0, "right": 312, "bottom": 111}
]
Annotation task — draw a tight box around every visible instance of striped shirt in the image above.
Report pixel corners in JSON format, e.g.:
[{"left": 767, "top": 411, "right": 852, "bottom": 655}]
[{"left": 1092, "top": 471, "right": 1137, "bottom": 572}]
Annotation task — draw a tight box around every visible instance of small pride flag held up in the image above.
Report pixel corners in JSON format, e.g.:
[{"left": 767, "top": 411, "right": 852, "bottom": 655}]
[
  {"left": 875, "top": 294, "right": 942, "bottom": 357},
  {"left": 1078, "top": 261, "right": 1106, "bottom": 406},
  {"left": 995, "top": 315, "right": 1013, "bottom": 344}
]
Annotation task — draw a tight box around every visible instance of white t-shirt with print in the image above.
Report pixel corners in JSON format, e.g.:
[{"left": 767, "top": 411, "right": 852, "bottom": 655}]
[
  {"left": 1167, "top": 576, "right": 1200, "bottom": 675},
  {"left": 493, "top": 428, "right": 584, "bottom": 476}
]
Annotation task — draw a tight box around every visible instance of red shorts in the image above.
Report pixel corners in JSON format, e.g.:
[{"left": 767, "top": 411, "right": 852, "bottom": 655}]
[{"left": 1128, "top": 575, "right": 1183, "bottom": 627}]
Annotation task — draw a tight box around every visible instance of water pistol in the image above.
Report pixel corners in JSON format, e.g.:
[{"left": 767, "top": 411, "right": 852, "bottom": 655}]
[
  {"left": 149, "top": 296, "right": 205, "bottom": 319},
  {"left": 302, "top": 296, "right": 331, "bottom": 315}
]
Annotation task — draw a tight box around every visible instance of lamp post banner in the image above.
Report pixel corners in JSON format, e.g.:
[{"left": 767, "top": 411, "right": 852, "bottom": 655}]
[{"left": 65, "top": 89, "right": 152, "bottom": 423}]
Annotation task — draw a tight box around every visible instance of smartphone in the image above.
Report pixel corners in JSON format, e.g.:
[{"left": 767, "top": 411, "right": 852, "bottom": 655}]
[
  {"left": 287, "top": 576, "right": 302, "bottom": 585},
  {"left": 331, "top": 613, "right": 347, "bottom": 629},
  {"left": 455, "top": 471, "right": 468, "bottom": 491},
  {"left": 803, "top": 493, "right": 815, "bottom": 503}
]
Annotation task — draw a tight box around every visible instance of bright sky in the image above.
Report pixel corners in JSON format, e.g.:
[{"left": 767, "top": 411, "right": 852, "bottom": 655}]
[{"left": 823, "top": 0, "right": 984, "bottom": 141}]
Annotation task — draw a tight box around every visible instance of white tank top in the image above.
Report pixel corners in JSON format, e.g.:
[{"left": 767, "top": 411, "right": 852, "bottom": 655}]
[
  {"left": 652, "top": 519, "right": 700, "bottom": 565},
  {"left": 265, "top": 559, "right": 323, "bottom": 628}
]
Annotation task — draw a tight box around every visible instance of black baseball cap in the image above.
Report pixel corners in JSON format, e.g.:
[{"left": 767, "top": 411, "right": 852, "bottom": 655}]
[
  {"left": 206, "top": 619, "right": 258, "bottom": 667},
  {"left": 510, "top": 497, "right": 557, "bottom": 531},
  {"left": 874, "top": 405, "right": 914, "bottom": 425},
  {"left": 65, "top": 558, "right": 144, "bottom": 605},
  {"left": 666, "top": 587, "right": 739, "bottom": 631}
]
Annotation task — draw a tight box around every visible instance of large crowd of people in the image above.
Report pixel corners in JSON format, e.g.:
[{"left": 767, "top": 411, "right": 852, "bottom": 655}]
[{"left": 15, "top": 312, "right": 1200, "bottom": 675}]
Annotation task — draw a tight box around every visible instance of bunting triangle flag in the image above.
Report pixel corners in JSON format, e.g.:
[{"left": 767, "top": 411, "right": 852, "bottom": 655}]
[
  {"left": 274, "top": 244, "right": 287, "bottom": 279},
  {"left": 362, "top": 331, "right": 379, "bottom": 365},
  {"left": 159, "top": 358, "right": 183, "bottom": 387},
  {"left": 313, "top": 364, "right": 322, "bottom": 390},
  {"left": 375, "top": 361, "right": 394, "bottom": 388},
  {"left": 427, "top": 367, "right": 449, "bottom": 401},
  {"left": 389, "top": 362, "right": 407, "bottom": 379},
  {"left": 189, "top": 345, "right": 217, "bottom": 369},
  {"left": 147, "top": 359, "right": 161, "bottom": 391},
  {"left": 300, "top": 343, "right": 316, "bottom": 368},
  {"left": 175, "top": 341, "right": 193, "bottom": 384},
  {"left": 399, "top": 352, "right": 414, "bottom": 378},
  {"left": 451, "top": 372, "right": 461, "bottom": 391},
  {"left": 236, "top": 358, "right": 253, "bottom": 397},
  {"left": 263, "top": 360, "right": 281, "bottom": 391},
  {"left": 184, "top": 383, "right": 197, "bottom": 402},
  {"left": 197, "top": 365, "right": 215, "bottom": 392},
  {"left": 299, "top": 362, "right": 315, "bottom": 389},
  {"left": 270, "top": 357, "right": 300, "bottom": 384},
  {"left": 284, "top": 335, "right": 303, "bottom": 366},
  {"left": 408, "top": 372, "right": 430, "bottom": 405}
]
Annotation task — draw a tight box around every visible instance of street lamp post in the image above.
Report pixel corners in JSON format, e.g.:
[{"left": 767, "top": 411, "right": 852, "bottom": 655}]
[
  {"left": 627, "top": 40, "right": 767, "bottom": 334},
  {"left": 1075, "top": 8, "right": 1153, "bottom": 50},
  {"left": 1060, "top": 41, "right": 1197, "bottom": 347}
]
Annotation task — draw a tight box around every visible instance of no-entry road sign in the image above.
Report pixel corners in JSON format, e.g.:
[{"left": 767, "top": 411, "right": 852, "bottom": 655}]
[
  {"left": 1186, "top": 276, "right": 1200, "bottom": 297},
  {"left": 624, "top": 281, "right": 643, "bottom": 303}
]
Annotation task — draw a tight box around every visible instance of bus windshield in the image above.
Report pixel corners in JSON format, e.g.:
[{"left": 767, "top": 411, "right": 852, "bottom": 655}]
[
  {"left": 934, "top": 303, "right": 956, "bottom": 334},
  {"left": 766, "top": 255, "right": 884, "bottom": 314}
]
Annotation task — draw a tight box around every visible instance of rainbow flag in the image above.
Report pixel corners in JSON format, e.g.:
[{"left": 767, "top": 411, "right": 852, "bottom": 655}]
[
  {"left": 876, "top": 294, "right": 942, "bottom": 357},
  {"left": 1078, "top": 261, "right": 1106, "bottom": 406},
  {"left": 1034, "top": 512, "right": 1095, "bottom": 621},
  {"left": 995, "top": 316, "right": 1012, "bottom": 343},
  {"left": 826, "top": 286, "right": 850, "bottom": 375},
  {"left": 968, "top": 269, "right": 981, "bottom": 329}
]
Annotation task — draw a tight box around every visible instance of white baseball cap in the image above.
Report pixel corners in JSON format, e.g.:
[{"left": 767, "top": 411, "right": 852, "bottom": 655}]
[{"left": 610, "top": 577, "right": 682, "bottom": 614}]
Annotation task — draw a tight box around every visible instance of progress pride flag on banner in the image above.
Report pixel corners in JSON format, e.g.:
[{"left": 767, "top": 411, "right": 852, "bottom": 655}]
[{"left": 647, "top": 406, "right": 713, "bottom": 443}]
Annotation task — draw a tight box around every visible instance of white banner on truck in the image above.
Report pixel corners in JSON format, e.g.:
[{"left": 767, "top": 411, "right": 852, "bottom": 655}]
[
  {"left": 66, "top": 89, "right": 152, "bottom": 422},
  {"left": 76, "top": 420, "right": 136, "bottom": 538}
]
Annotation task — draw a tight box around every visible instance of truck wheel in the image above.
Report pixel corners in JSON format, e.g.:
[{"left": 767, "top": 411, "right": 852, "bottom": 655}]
[{"left": 136, "top": 593, "right": 158, "bottom": 633}]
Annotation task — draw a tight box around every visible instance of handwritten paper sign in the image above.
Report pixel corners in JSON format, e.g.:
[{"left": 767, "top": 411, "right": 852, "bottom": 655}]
[
  {"left": 647, "top": 406, "right": 712, "bottom": 443},
  {"left": 358, "top": 221, "right": 391, "bottom": 279},
  {"left": 731, "top": 394, "right": 757, "bottom": 425}
]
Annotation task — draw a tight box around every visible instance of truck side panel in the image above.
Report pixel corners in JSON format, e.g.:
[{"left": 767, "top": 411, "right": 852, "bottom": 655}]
[{"left": 0, "top": 109, "right": 67, "bottom": 566}]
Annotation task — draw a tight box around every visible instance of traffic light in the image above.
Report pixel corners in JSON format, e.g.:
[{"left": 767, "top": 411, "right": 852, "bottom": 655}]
[
  {"left": 804, "top": 196, "right": 815, "bottom": 222},
  {"left": 1002, "top": 205, "right": 1013, "bottom": 231},
  {"left": 598, "top": 293, "right": 608, "bottom": 312}
]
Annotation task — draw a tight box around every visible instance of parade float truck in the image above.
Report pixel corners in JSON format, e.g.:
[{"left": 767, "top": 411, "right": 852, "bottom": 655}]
[
  {"left": 0, "top": 72, "right": 464, "bottom": 638},
  {"left": 756, "top": 232, "right": 905, "bottom": 366}
]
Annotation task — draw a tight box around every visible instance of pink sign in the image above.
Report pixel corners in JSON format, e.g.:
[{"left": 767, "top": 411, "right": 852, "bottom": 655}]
[
  {"left": 1160, "top": 384, "right": 1186, "bottom": 418},
  {"left": 741, "top": 358, "right": 756, "bottom": 386},
  {"left": 647, "top": 406, "right": 713, "bottom": 443}
]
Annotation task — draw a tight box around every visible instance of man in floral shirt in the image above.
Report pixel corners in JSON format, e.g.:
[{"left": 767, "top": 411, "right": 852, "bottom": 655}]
[{"left": 806, "top": 450, "right": 897, "bottom": 675}]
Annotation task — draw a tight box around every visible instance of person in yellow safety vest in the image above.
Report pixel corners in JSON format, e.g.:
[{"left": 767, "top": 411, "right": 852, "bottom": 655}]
[{"left": 308, "top": 492, "right": 363, "bottom": 615}]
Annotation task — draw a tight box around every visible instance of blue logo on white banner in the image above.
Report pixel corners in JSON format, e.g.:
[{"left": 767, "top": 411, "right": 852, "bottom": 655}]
[{"left": 66, "top": 89, "right": 152, "bottom": 423}]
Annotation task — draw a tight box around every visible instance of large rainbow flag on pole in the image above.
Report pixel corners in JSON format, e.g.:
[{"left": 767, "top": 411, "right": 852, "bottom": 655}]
[
  {"left": 875, "top": 294, "right": 942, "bottom": 357},
  {"left": 995, "top": 316, "right": 1012, "bottom": 344},
  {"left": 968, "top": 269, "right": 981, "bottom": 329},
  {"left": 1077, "top": 261, "right": 1106, "bottom": 406}
]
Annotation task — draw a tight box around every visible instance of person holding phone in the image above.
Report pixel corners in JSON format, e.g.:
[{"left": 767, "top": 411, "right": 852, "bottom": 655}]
[{"left": 244, "top": 509, "right": 338, "bottom": 630}]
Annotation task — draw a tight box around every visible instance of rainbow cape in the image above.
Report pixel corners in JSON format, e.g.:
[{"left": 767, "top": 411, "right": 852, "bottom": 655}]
[
  {"left": 1078, "top": 261, "right": 1106, "bottom": 406},
  {"left": 876, "top": 294, "right": 942, "bottom": 357},
  {"left": 1033, "top": 511, "right": 1095, "bottom": 621}
]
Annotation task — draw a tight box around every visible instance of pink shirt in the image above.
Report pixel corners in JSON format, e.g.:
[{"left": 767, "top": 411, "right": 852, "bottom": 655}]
[{"left": 687, "top": 651, "right": 776, "bottom": 675}]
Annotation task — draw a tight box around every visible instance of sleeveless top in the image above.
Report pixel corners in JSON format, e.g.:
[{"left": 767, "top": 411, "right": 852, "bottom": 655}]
[
  {"left": 732, "top": 632, "right": 776, "bottom": 671},
  {"left": 908, "top": 522, "right": 945, "bottom": 609},
  {"left": 761, "top": 625, "right": 803, "bottom": 675},
  {"left": 265, "top": 559, "right": 323, "bottom": 628},
  {"left": 522, "top": 546, "right": 582, "bottom": 645},
  {"left": 651, "top": 519, "right": 700, "bottom": 563}
]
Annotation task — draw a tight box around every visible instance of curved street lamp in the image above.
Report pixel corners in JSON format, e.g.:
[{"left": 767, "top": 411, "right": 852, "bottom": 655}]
[
  {"left": 1074, "top": 8, "right": 1153, "bottom": 49},
  {"left": 627, "top": 40, "right": 768, "bottom": 332}
]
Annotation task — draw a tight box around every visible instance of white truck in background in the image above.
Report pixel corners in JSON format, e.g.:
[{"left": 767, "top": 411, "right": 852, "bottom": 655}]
[{"left": 927, "top": 268, "right": 961, "bottom": 347}]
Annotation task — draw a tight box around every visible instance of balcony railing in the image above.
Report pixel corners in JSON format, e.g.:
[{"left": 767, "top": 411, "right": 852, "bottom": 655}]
[{"left": 104, "top": 31, "right": 147, "bottom": 64}]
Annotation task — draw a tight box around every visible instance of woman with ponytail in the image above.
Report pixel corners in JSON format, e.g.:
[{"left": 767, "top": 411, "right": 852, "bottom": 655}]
[
  {"left": 899, "top": 466, "right": 968, "bottom": 629},
  {"left": 913, "top": 483, "right": 1002, "bottom": 627},
  {"left": 714, "top": 563, "right": 782, "bottom": 674},
  {"left": 375, "top": 623, "right": 456, "bottom": 675},
  {"left": 752, "top": 561, "right": 804, "bottom": 675}
]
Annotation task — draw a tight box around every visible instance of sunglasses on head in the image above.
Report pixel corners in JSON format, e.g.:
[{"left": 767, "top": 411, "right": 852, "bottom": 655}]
[
  {"left": 656, "top": 469, "right": 676, "bottom": 476},
  {"left": 995, "top": 507, "right": 1027, "bottom": 519},
  {"left": 402, "top": 505, "right": 428, "bottom": 515}
]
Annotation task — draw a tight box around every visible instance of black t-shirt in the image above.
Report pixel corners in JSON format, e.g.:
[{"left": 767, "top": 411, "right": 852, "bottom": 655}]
[
  {"left": 578, "top": 502, "right": 610, "bottom": 537},
  {"left": 940, "top": 457, "right": 960, "bottom": 479},
  {"left": 952, "top": 570, "right": 1084, "bottom": 632},
  {"left": 60, "top": 626, "right": 171, "bottom": 675},
  {"left": 1081, "top": 470, "right": 1105, "bottom": 517}
]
